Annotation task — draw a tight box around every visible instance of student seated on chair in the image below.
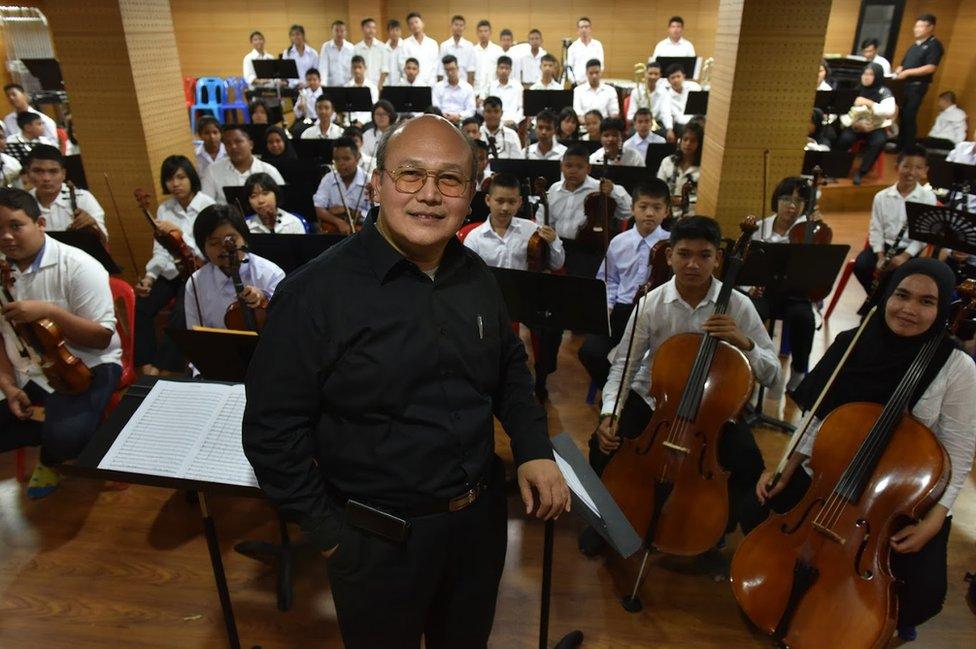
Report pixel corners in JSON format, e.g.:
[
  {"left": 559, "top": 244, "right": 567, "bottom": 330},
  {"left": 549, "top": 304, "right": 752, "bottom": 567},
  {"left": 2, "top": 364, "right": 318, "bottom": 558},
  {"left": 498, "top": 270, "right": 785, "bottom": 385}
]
[
  {"left": 300, "top": 95, "right": 344, "bottom": 140},
  {"left": 479, "top": 96, "right": 523, "bottom": 158},
  {"left": 573, "top": 59, "right": 619, "bottom": 120},
  {"left": 836, "top": 63, "right": 897, "bottom": 186},
  {"left": 294, "top": 68, "right": 324, "bottom": 122},
  {"left": 345, "top": 55, "right": 380, "bottom": 127},
  {"left": 526, "top": 110, "right": 567, "bottom": 161},
  {"left": 25, "top": 145, "right": 107, "bottom": 239},
  {"left": 342, "top": 126, "right": 376, "bottom": 174},
  {"left": 134, "top": 155, "right": 213, "bottom": 376},
  {"left": 202, "top": 124, "right": 285, "bottom": 204},
  {"left": 7, "top": 112, "right": 55, "bottom": 150},
  {"left": 195, "top": 115, "right": 227, "bottom": 177},
  {"left": 921, "top": 90, "right": 968, "bottom": 149},
  {"left": 486, "top": 56, "right": 523, "bottom": 126},
  {"left": 529, "top": 54, "right": 562, "bottom": 90},
  {"left": 581, "top": 109, "right": 602, "bottom": 141},
  {"left": 0, "top": 187, "right": 122, "bottom": 499},
  {"left": 184, "top": 204, "right": 285, "bottom": 330},
  {"left": 248, "top": 99, "right": 271, "bottom": 125},
  {"left": 624, "top": 108, "right": 665, "bottom": 160},
  {"left": 853, "top": 144, "right": 936, "bottom": 295},
  {"left": 557, "top": 107, "right": 581, "bottom": 141},
  {"left": 590, "top": 117, "right": 645, "bottom": 166},
  {"left": 657, "top": 120, "right": 702, "bottom": 210},
  {"left": 243, "top": 172, "right": 306, "bottom": 235},
  {"left": 312, "top": 137, "right": 372, "bottom": 234}
]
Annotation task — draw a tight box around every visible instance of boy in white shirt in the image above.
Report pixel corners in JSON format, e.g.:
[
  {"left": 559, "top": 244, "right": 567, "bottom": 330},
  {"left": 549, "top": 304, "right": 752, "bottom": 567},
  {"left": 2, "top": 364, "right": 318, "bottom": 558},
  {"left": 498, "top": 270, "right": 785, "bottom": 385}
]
[
  {"left": 294, "top": 68, "right": 324, "bottom": 122},
  {"left": 472, "top": 20, "right": 504, "bottom": 98},
  {"left": 0, "top": 187, "right": 122, "bottom": 498},
  {"left": 573, "top": 60, "right": 620, "bottom": 120},
  {"left": 438, "top": 15, "right": 476, "bottom": 83},
  {"left": 25, "top": 145, "right": 107, "bottom": 239},
  {"left": 345, "top": 56, "right": 380, "bottom": 127},
  {"left": 202, "top": 125, "right": 285, "bottom": 203},
  {"left": 527, "top": 110, "right": 567, "bottom": 161},
  {"left": 402, "top": 12, "right": 441, "bottom": 86},
  {"left": 400, "top": 58, "right": 422, "bottom": 86},
  {"left": 624, "top": 108, "right": 666, "bottom": 159},
  {"left": 925, "top": 90, "right": 968, "bottom": 146},
  {"left": 2, "top": 84, "right": 58, "bottom": 142},
  {"left": 8, "top": 112, "right": 56, "bottom": 151},
  {"left": 480, "top": 96, "right": 524, "bottom": 158},
  {"left": 650, "top": 16, "right": 696, "bottom": 59},
  {"left": 498, "top": 29, "right": 522, "bottom": 87},
  {"left": 519, "top": 30, "right": 548, "bottom": 86},
  {"left": 385, "top": 19, "right": 407, "bottom": 86},
  {"left": 319, "top": 20, "right": 355, "bottom": 87},
  {"left": 566, "top": 17, "right": 604, "bottom": 85},
  {"left": 354, "top": 17, "right": 391, "bottom": 88},
  {"left": 661, "top": 64, "right": 702, "bottom": 140},
  {"left": 243, "top": 30, "right": 274, "bottom": 87},
  {"left": 529, "top": 54, "right": 562, "bottom": 90},
  {"left": 301, "top": 96, "right": 344, "bottom": 140},
  {"left": 486, "top": 56, "right": 523, "bottom": 125},
  {"left": 195, "top": 116, "right": 227, "bottom": 176},
  {"left": 432, "top": 55, "right": 476, "bottom": 124},
  {"left": 590, "top": 117, "right": 645, "bottom": 166},
  {"left": 313, "top": 137, "right": 372, "bottom": 234},
  {"left": 0, "top": 124, "right": 22, "bottom": 187}
]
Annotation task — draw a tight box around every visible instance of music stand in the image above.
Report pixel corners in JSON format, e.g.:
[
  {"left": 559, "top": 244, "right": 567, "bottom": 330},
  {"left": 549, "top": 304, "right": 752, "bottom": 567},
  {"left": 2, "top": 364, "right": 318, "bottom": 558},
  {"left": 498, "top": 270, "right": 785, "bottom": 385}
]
[
  {"left": 64, "top": 154, "right": 88, "bottom": 190},
  {"left": 591, "top": 164, "right": 656, "bottom": 192},
  {"left": 560, "top": 139, "right": 601, "bottom": 155},
  {"left": 379, "top": 86, "right": 433, "bottom": 114},
  {"left": 292, "top": 138, "right": 334, "bottom": 165},
  {"left": 926, "top": 156, "right": 976, "bottom": 192},
  {"left": 246, "top": 232, "right": 347, "bottom": 274},
  {"left": 165, "top": 328, "right": 259, "bottom": 382},
  {"left": 814, "top": 89, "right": 858, "bottom": 115},
  {"left": 802, "top": 150, "right": 855, "bottom": 179},
  {"left": 322, "top": 86, "right": 374, "bottom": 117},
  {"left": 489, "top": 159, "right": 562, "bottom": 187},
  {"left": 906, "top": 202, "right": 976, "bottom": 256},
  {"left": 20, "top": 58, "right": 64, "bottom": 91},
  {"left": 684, "top": 90, "right": 708, "bottom": 115},
  {"left": 523, "top": 90, "right": 574, "bottom": 117},
  {"left": 253, "top": 59, "right": 299, "bottom": 106},
  {"left": 654, "top": 56, "right": 696, "bottom": 78},
  {"left": 736, "top": 242, "right": 851, "bottom": 433},
  {"left": 48, "top": 230, "right": 122, "bottom": 275},
  {"left": 645, "top": 142, "right": 674, "bottom": 175}
]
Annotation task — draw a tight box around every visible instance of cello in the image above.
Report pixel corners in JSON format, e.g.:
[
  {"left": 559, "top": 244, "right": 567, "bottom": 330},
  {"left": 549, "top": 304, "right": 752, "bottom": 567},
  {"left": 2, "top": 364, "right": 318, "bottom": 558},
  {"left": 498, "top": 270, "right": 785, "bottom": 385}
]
[
  {"left": 66, "top": 180, "right": 107, "bottom": 243},
  {"left": 729, "top": 280, "right": 976, "bottom": 649},
  {"left": 221, "top": 236, "right": 268, "bottom": 332},
  {"left": 0, "top": 260, "right": 92, "bottom": 394},
  {"left": 788, "top": 165, "right": 832, "bottom": 246},
  {"left": 601, "top": 216, "right": 759, "bottom": 555},
  {"left": 526, "top": 176, "right": 551, "bottom": 272},
  {"left": 577, "top": 159, "right": 617, "bottom": 256}
]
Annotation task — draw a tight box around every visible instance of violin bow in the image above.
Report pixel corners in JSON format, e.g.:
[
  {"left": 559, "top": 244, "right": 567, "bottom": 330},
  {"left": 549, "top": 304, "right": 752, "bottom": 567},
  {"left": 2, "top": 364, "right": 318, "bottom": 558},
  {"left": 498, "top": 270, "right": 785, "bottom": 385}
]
[
  {"left": 101, "top": 172, "right": 139, "bottom": 277},
  {"left": 333, "top": 170, "right": 356, "bottom": 234}
]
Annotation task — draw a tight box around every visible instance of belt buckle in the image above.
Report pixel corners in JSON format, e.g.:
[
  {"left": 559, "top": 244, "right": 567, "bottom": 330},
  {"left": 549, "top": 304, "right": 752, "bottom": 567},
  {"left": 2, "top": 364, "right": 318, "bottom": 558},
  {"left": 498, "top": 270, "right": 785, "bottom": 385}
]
[{"left": 449, "top": 486, "right": 478, "bottom": 512}]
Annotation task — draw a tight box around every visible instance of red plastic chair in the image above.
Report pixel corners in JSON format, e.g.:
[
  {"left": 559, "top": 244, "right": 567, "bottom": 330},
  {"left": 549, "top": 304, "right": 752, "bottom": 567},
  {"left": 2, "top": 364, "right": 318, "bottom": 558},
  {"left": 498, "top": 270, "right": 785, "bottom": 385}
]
[
  {"left": 824, "top": 238, "right": 868, "bottom": 322},
  {"left": 182, "top": 76, "right": 197, "bottom": 111},
  {"left": 621, "top": 94, "right": 631, "bottom": 130}
]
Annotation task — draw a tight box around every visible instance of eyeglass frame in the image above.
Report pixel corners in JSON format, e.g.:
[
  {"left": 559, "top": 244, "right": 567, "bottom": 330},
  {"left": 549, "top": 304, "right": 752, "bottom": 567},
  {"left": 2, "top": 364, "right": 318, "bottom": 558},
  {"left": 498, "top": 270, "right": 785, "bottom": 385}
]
[{"left": 378, "top": 165, "right": 473, "bottom": 198}]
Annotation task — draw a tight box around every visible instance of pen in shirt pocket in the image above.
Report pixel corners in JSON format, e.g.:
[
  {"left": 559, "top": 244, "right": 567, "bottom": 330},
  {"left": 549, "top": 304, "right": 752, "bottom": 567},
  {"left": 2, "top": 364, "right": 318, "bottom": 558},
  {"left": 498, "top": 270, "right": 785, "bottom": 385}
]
[{"left": 477, "top": 315, "right": 484, "bottom": 340}]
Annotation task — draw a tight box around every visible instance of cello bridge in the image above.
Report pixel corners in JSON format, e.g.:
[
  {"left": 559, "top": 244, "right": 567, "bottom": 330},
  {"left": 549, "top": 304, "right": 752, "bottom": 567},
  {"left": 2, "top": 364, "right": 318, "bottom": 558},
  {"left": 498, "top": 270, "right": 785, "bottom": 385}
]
[
  {"left": 662, "top": 441, "right": 689, "bottom": 454},
  {"left": 811, "top": 521, "right": 845, "bottom": 545}
]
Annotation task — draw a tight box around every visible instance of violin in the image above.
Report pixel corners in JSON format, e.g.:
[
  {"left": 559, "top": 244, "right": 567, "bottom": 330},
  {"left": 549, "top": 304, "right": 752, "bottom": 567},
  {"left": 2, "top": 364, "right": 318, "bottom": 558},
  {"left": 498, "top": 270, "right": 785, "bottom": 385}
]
[
  {"left": 787, "top": 166, "right": 832, "bottom": 246},
  {"left": 0, "top": 260, "right": 92, "bottom": 394},
  {"left": 66, "top": 180, "right": 107, "bottom": 243},
  {"left": 319, "top": 171, "right": 367, "bottom": 235},
  {"left": 730, "top": 282, "right": 976, "bottom": 649},
  {"left": 601, "top": 216, "right": 759, "bottom": 554},
  {"left": 221, "top": 236, "right": 268, "bottom": 332},
  {"left": 577, "top": 161, "right": 617, "bottom": 256},
  {"left": 134, "top": 188, "right": 203, "bottom": 281},
  {"left": 526, "top": 177, "right": 551, "bottom": 273},
  {"left": 634, "top": 179, "right": 693, "bottom": 303}
]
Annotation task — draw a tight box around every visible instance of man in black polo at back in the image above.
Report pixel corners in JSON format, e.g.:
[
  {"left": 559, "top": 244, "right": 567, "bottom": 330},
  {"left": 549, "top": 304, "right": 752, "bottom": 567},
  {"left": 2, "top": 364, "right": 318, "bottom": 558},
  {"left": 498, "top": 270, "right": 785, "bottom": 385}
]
[
  {"left": 242, "top": 114, "right": 570, "bottom": 649},
  {"left": 895, "top": 13, "right": 944, "bottom": 151}
]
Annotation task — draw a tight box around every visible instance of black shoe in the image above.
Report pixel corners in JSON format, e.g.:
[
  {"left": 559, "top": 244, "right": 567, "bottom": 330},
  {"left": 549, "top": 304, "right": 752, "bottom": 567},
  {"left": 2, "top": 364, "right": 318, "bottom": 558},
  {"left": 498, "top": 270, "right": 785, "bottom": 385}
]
[
  {"left": 578, "top": 525, "right": 606, "bottom": 557},
  {"left": 852, "top": 170, "right": 862, "bottom": 186}
]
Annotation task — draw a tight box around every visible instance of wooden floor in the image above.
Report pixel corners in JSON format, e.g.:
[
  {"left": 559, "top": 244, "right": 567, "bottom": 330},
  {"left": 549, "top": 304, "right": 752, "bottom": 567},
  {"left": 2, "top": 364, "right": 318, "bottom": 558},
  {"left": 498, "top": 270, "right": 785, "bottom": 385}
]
[{"left": 2, "top": 161, "right": 975, "bottom": 648}]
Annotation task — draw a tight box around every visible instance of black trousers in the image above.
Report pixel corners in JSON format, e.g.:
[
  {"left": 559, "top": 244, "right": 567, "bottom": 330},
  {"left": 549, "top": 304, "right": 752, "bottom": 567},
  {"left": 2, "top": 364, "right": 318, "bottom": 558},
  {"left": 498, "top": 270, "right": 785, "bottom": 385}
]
[
  {"left": 854, "top": 245, "right": 880, "bottom": 294},
  {"left": 326, "top": 459, "right": 508, "bottom": 649},
  {"left": 134, "top": 275, "right": 187, "bottom": 371},
  {"left": 838, "top": 127, "right": 888, "bottom": 175},
  {"left": 529, "top": 325, "right": 563, "bottom": 382},
  {"left": 898, "top": 82, "right": 929, "bottom": 151},
  {"left": 752, "top": 294, "right": 815, "bottom": 374},
  {"left": 743, "top": 469, "right": 951, "bottom": 627},
  {"left": 587, "top": 389, "right": 765, "bottom": 534},
  {"left": 578, "top": 302, "right": 636, "bottom": 387},
  {"left": 563, "top": 239, "right": 603, "bottom": 279}
]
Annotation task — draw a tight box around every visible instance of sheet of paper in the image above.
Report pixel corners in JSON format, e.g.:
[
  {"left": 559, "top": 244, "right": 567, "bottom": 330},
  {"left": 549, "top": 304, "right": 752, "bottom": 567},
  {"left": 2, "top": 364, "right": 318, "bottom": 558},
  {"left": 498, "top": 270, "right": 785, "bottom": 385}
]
[
  {"left": 98, "top": 380, "right": 258, "bottom": 488},
  {"left": 554, "top": 451, "right": 600, "bottom": 517}
]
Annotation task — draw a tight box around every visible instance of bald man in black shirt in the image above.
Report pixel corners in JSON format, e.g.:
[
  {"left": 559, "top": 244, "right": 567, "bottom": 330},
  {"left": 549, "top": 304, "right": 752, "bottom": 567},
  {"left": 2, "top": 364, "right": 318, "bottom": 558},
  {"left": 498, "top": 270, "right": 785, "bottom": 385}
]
[
  {"left": 242, "top": 115, "right": 569, "bottom": 649},
  {"left": 895, "top": 13, "right": 945, "bottom": 151}
]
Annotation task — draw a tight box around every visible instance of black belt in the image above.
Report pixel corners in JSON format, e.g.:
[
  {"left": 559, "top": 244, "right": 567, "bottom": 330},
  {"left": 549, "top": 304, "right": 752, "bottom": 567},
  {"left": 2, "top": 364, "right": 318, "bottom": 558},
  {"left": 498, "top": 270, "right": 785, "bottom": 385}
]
[{"left": 331, "top": 476, "right": 491, "bottom": 520}]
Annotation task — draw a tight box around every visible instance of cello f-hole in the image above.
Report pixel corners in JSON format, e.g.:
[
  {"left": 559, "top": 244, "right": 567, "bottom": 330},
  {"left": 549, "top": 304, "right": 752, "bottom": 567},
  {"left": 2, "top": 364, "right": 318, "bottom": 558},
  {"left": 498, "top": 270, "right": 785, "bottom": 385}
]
[
  {"left": 636, "top": 419, "right": 669, "bottom": 456},
  {"left": 853, "top": 518, "right": 874, "bottom": 580},
  {"left": 779, "top": 497, "right": 825, "bottom": 535},
  {"left": 695, "top": 430, "right": 712, "bottom": 479}
]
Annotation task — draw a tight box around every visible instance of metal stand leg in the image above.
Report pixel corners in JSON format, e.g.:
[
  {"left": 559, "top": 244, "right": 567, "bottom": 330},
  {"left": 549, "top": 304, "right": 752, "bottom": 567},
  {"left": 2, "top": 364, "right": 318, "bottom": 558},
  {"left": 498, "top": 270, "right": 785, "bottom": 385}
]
[
  {"left": 233, "top": 512, "right": 298, "bottom": 611},
  {"left": 540, "top": 519, "right": 584, "bottom": 649},
  {"left": 198, "top": 492, "right": 242, "bottom": 649},
  {"left": 621, "top": 549, "right": 651, "bottom": 613},
  {"left": 744, "top": 384, "right": 795, "bottom": 433}
]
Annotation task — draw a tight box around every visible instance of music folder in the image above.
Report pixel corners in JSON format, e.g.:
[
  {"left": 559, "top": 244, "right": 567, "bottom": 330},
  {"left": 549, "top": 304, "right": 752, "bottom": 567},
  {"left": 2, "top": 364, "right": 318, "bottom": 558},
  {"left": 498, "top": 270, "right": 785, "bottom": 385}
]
[
  {"left": 293, "top": 138, "right": 334, "bottom": 164},
  {"left": 814, "top": 89, "right": 858, "bottom": 115},
  {"left": 166, "top": 327, "right": 259, "bottom": 383},
  {"left": 247, "top": 232, "right": 347, "bottom": 274},
  {"left": 489, "top": 158, "right": 562, "bottom": 187},
  {"left": 523, "top": 89, "right": 573, "bottom": 116},
  {"left": 560, "top": 138, "right": 601, "bottom": 155},
  {"left": 379, "top": 86, "right": 433, "bottom": 113},
  {"left": 489, "top": 267, "right": 609, "bottom": 336},
  {"left": 322, "top": 86, "right": 373, "bottom": 113},
  {"left": 736, "top": 242, "right": 851, "bottom": 297},
  {"left": 48, "top": 230, "right": 122, "bottom": 275},
  {"left": 925, "top": 155, "right": 976, "bottom": 192},
  {"left": 684, "top": 90, "right": 708, "bottom": 115}
]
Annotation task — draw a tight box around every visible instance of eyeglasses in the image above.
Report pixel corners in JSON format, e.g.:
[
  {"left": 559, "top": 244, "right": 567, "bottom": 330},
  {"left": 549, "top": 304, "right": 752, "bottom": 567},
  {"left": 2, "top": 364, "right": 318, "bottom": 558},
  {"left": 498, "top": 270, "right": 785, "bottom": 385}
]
[
  {"left": 777, "top": 196, "right": 804, "bottom": 207},
  {"left": 382, "top": 166, "right": 470, "bottom": 198}
]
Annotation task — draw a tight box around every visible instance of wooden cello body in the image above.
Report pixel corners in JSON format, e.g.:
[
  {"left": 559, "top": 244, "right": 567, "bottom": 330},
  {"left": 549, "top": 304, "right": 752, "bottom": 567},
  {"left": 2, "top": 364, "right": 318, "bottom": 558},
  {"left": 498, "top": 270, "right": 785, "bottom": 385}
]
[{"left": 731, "top": 403, "right": 948, "bottom": 649}]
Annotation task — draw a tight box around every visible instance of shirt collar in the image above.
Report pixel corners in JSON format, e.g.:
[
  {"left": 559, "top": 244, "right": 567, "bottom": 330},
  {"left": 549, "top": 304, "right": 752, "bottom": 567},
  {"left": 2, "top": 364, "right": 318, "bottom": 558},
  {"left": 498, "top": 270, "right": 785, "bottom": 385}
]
[
  {"left": 662, "top": 275, "right": 721, "bottom": 308},
  {"left": 23, "top": 234, "right": 56, "bottom": 273},
  {"left": 357, "top": 213, "right": 467, "bottom": 283}
]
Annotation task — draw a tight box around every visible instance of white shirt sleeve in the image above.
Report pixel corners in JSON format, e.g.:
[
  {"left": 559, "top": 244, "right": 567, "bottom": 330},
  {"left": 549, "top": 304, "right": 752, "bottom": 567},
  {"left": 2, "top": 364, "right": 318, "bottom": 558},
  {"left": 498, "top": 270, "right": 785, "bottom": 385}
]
[
  {"left": 66, "top": 254, "right": 116, "bottom": 333},
  {"left": 868, "top": 193, "right": 885, "bottom": 253},
  {"left": 243, "top": 54, "right": 256, "bottom": 85},
  {"left": 184, "top": 270, "right": 202, "bottom": 328},
  {"left": 733, "top": 292, "right": 781, "bottom": 388},
  {"left": 873, "top": 95, "right": 897, "bottom": 119},
  {"left": 547, "top": 232, "right": 566, "bottom": 270},
  {"left": 933, "top": 352, "right": 976, "bottom": 509},
  {"left": 608, "top": 89, "right": 620, "bottom": 119},
  {"left": 202, "top": 166, "right": 219, "bottom": 201}
]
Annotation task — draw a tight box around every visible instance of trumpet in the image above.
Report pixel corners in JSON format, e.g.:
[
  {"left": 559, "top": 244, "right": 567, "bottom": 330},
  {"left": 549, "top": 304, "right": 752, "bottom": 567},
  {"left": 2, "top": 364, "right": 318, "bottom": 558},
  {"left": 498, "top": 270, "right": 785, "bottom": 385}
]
[{"left": 631, "top": 62, "right": 660, "bottom": 131}]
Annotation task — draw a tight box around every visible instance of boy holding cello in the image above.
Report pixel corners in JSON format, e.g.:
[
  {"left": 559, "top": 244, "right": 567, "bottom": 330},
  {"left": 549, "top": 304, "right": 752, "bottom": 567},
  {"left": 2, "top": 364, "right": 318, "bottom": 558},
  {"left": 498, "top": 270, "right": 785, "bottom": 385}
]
[{"left": 0, "top": 188, "right": 122, "bottom": 498}]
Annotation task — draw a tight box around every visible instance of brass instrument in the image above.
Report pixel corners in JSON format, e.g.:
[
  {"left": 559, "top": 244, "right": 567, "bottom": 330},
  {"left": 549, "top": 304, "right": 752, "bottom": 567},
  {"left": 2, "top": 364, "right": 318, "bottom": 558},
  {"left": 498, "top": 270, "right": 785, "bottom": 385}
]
[
  {"left": 697, "top": 57, "right": 714, "bottom": 90},
  {"left": 630, "top": 62, "right": 660, "bottom": 131},
  {"left": 840, "top": 104, "right": 893, "bottom": 131}
]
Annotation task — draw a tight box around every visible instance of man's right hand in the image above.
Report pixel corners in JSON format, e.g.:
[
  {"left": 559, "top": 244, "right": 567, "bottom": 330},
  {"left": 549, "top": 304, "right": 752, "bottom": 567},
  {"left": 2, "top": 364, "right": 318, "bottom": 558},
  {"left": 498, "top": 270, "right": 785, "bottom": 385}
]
[
  {"left": 135, "top": 276, "right": 154, "bottom": 298},
  {"left": 665, "top": 129, "right": 676, "bottom": 144},
  {"left": 597, "top": 415, "right": 620, "bottom": 453},
  {"left": 1, "top": 384, "right": 32, "bottom": 420},
  {"left": 755, "top": 469, "right": 787, "bottom": 504}
]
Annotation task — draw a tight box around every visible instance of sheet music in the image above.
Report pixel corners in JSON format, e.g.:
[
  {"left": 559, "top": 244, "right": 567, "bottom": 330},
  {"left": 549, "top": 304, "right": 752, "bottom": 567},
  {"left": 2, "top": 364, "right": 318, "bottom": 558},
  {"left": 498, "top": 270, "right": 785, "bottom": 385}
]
[
  {"left": 554, "top": 451, "right": 600, "bottom": 517},
  {"left": 98, "top": 380, "right": 258, "bottom": 488}
]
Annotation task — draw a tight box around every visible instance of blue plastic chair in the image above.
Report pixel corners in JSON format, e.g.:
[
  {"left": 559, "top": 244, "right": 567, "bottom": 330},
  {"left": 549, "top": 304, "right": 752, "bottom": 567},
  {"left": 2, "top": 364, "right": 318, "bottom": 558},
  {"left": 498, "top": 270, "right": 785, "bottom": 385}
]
[
  {"left": 222, "top": 76, "right": 251, "bottom": 125},
  {"left": 190, "top": 76, "right": 225, "bottom": 132}
]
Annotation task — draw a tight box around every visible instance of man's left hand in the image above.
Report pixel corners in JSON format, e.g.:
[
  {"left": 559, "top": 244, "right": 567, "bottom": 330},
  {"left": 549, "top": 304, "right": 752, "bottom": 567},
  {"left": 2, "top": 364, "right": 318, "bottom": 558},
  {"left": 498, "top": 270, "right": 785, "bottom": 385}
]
[
  {"left": 69, "top": 210, "right": 99, "bottom": 232},
  {"left": 537, "top": 225, "right": 556, "bottom": 243},
  {"left": 2, "top": 300, "right": 51, "bottom": 324},
  {"left": 517, "top": 459, "right": 570, "bottom": 521},
  {"left": 702, "top": 313, "right": 753, "bottom": 351},
  {"left": 890, "top": 505, "right": 947, "bottom": 554}
]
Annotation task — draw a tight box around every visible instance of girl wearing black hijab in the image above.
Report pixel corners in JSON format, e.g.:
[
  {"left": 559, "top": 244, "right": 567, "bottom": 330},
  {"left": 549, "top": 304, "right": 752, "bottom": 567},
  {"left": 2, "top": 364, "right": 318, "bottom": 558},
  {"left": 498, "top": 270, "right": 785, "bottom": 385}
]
[
  {"left": 754, "top": 258, "right": 976, "bottom": 640},
  {"left": 836, "top": 62, "right": 898, "bottom": 185},
  {"left": 262, "top": 125, "right": 297, "bottom": 169}
]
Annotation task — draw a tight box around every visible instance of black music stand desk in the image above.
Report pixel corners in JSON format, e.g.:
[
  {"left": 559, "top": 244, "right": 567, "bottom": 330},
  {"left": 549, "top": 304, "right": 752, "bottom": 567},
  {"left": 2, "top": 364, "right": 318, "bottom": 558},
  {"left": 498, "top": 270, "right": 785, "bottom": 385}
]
[
  {"left": 906, "top": 202, "right": 976, "bottom": 256},
  {"left": 489, "top": 159, "right": 562, "bottom": 186},
  {"left": 321, "top": 86, "right": 373, "bottom": 116},
  {"left": 654, "top": 56, "right": 697, "bottom": 78},
  {"left": 684, "top": 90, "right": 708, "bottom": 115},
  {"left": 523, "top": 90, "right": 574, "bottom": 116},
  {"left": 379, "top": 86, "right": 432, "bottom": 114},
  {"left": 802, "top": 150, "right": 855, "bottom": 179},
  {"left": 48, "top": 229, "right": 122, "bottom": 275}
]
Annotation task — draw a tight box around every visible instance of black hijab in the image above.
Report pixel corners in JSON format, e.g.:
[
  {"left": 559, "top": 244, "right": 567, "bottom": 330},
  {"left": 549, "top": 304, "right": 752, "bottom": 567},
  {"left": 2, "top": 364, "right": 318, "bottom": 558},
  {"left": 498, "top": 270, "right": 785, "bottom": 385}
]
[
  {"left": 857, "top": 62, "right": 887, "bottom": 103},
  {"left": 262, "top": 125, "right": 297, "bottom": 165},
  {"left": 793, "top": 258, "right": 958, "bottom": 418}
]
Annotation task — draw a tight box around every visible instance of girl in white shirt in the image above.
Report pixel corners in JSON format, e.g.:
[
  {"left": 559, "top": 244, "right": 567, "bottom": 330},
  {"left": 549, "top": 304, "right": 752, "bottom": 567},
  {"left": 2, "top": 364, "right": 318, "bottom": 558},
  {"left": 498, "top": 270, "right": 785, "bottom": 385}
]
[
  {"left": 657, "top": 120, "right": 702, "bottom": 207},
  {"left": 194, "top": 116, "right": 226, "bottom": 177},
  {"left": 243, "top": 172, "right": 308, "bottom": 234},
  {"left": 361, "top": 99, "right": 397, "bottom": 159}
]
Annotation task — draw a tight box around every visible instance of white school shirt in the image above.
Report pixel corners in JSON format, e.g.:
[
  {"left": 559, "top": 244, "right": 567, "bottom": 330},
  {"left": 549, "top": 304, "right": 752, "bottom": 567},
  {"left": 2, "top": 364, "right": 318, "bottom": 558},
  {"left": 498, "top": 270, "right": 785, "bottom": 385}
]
[
  {"left": 868, "top": 183, "right": 937, "bottom": 256},
  {"left": 433, "top": 79, "right": 476, "bottom": 120},
  {"left": 386, "top": 39, "right": 407, "bottom": 86},
  {"left": 530, "top": 79, "right": 563, "bottom": 90},
  {"left": 928, "top": 104, "right": 968, "bottom": 144},
  {"left": 438, "top": 37, "right": 476, "bottom": 77},
  {"left": 184, "top": 253, "right": 285, "bottom": 330},
  {"left": 519, "top": 48, "right": 548, "bottom": 85},
  {"left": 498, "top": 47, "right": 523, "bottom": 88},
  {"left": 299, "top": 121, "right": 344, "bottom": 140},
  {"left": 0, "top": 235, "right": 122, "bottom": 392},
  {"left": 753, "top": 213, "right": 808, "bottom": 244},
  {"left": 544, "top": 176, "right": 632, "bottom": 240},
  {"left": 145, "top": 192, "right": 213, "bottom": 281},
  {"left": 195, "top": 142, "right": 228, "bottom": 177},
  {"left": 403, "top": 34, "right": 441, "bottom": 85},
  {"left": 294, "top": 86, "right": 323, "bottom": 121},
  {"left": 590, "top": 147, "right": 646, "bottom": 167},
  {"left": 282, "top": 44, "right": 320, "bottom": 88},
  {"left": 566, "top": 39, "right": 605, "bottom": 84},
  {"left": 473, "top": 42, "right": 505, "bottom": 96},
  {"left": 30, "top": 183, "right": 108, "bottom": 239},
  {"left": 243, "top": 49, "right": 274, "bottom": 86},
  {"left": 627, "top": 85, "right": 668, "bottom": 124},
  {"left": 361, "top": 126, "right": 389, "bottom": 159},
  {"left": 486, "top": 79, "right": 524, "bottom": 123},
  {"left": 246, "top": 209, "right": 306, "bottom": 234},
  {"left": 597, "top": 225, "right": 671, "bottom": 307},
  {"left": 345, "top": 78, "right": 379, "bottom": 125},
  {"left": 3, "top": 107, "right": 57, "bottom": 143},
  {"left": 480, "top": 124, "right": 524, "bottom": 159},
  {"left": 463, "top": 217, "right": 566, "bottom": 271},
  {"left": 651, "top": 37, "right": 696, "bottom": 59},
  {"left": 353, "top": 39, "right": 391, "bottom": 86},
  {"left": 662, "top": 80, "right": 703, "bottom": 129},
  {"left": 817, "top": 80, "right": 833, "bottom": 92},
  {"left": 624, "top": 132, "right": 666, "bottom": 159},
  {"left": 527, "top": 141, "right": 567, "bottom": 161},
  {"left": 946, "top": 141, "right": 976, "bottom": 165},
  {"left": 202, "top": 157, "right": 285, "bottom": 204},
  {"left": 797, "top": 348, "right": 976, "bottom": 511},
  {"left": 0, "top": 151, "right": 21, "bottom": 186},
  {"left": 657, "top": 156, "right": 700, "bottom": 200},
  {"left": 573, "top": 83, "right": 620, "bottom": 119},
  {"left": 312, "top": 168, "right": 372, "bottom": 216},
  {"left": 869, "top": 54, "right": 892, "bottom": 77},
  {"left": 602, "top": 276, "right": 780, "bottom": 416},
  {"left": 7, "top": 133, "right": 55, "bottom": 148},
  {"left": 319, "top": 40, "right": 355, "bottom": 86}
]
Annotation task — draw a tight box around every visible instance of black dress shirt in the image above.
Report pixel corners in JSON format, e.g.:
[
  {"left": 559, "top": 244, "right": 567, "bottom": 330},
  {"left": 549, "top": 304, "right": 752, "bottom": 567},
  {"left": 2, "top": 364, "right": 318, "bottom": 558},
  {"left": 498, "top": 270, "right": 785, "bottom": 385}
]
[
  {"left": 900, "top": 36, "right": 944, "bottom": 84},
  {"left": 242, "top": 217, "right": 552, "bottom": 551}
]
